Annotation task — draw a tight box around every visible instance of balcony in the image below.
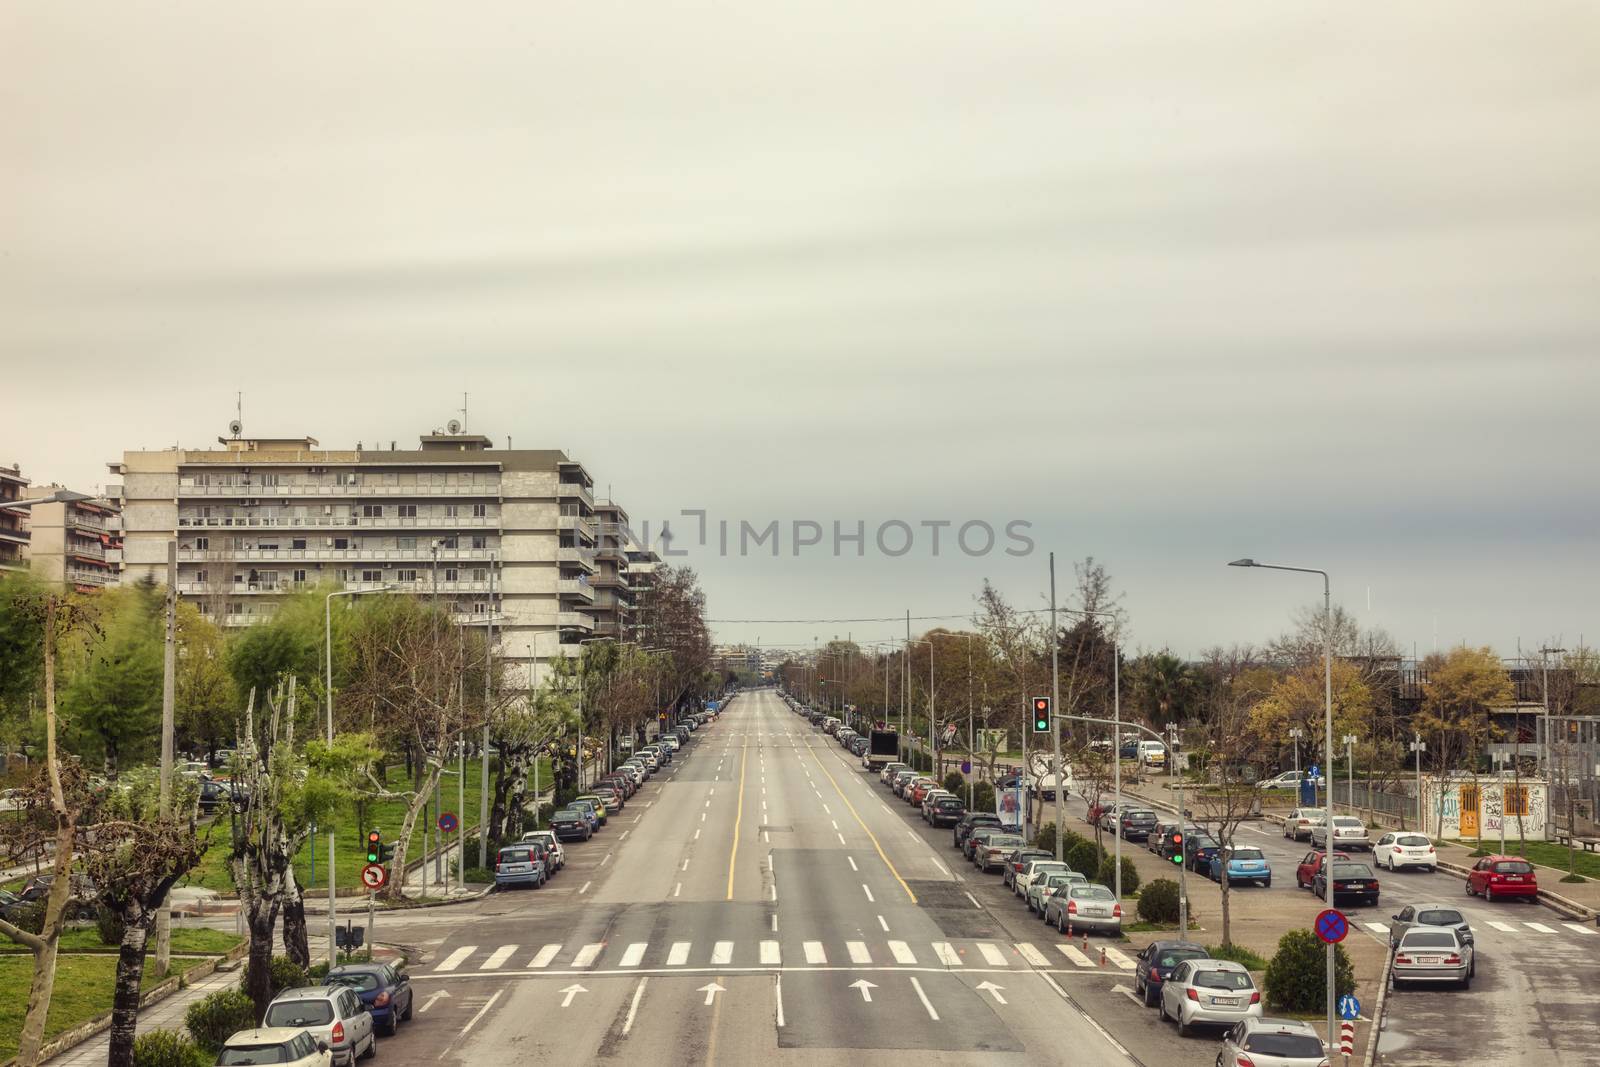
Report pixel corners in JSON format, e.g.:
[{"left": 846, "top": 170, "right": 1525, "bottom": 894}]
[
  {"left": 177, "top": 514, "right": 497, "bottom": 530},
  {"left": 68, "top": 512, "right": 108, "bottom": 533},
  {"left": 557, "top": 579, "right": 596, "bottom": 603},
  {"left": 178, "top": 482, "right": 498, "bottom": 498},
  {"left": 556, "top": 482, "right": 594, "bottom": 507},
  {"left": 556, "top": 547, "right": 597, "bottom": 573},
  {"left": 557, "top": 611, "right": 595, "bottom": 632},
  {"left": 67, "top": 566, "right": 111, "bottom": 587},
  {"left": 591, "top": 571, "right": 630, "bottom": 591},
  {"left": 558, "top": 513, "right": 599, "bottom": 539},
  {"left": 0, "top": 527, "right": 30, "bottom": 545},
  {"left": 177, "top": 546, "right": 496, "bottom": 563},
  {"left": 68, "top": 541, "right": 106, "bottom": 560}
]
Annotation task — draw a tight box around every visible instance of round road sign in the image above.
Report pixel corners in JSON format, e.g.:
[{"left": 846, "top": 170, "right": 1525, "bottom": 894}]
[
  {"left": 1315, "top": 908, "right": 1349, "bottom": 944},
  {"left": 438, "top": 811, "right": 458, "bottom": 833},
  {"left": 360, "top": 863, "right": 388, "bottom": 890},
  {"left": 1339, "top": 993, "right": 1361, "bottom": 1020},
  {"left": 961, "top": 761, "right": 972, "bottom": 774}
]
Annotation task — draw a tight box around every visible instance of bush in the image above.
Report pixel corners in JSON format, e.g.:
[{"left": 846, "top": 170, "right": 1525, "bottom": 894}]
[
  {"left": 1136, "top": 878, "right": 1181, "bottom": 924},
  {"left": 132, "top": 1029, "right": 209, "bottom": 1067},
  {"left": 185, "top": 988, "right": 257, "bottom": 1054},
  {"left": 7, "top": 901, "right": 44, "bottom": 935},
  {"left": 1206, "top": 943, "right": 1269, "bottom": 970},
  {"left": 971, "top": 782, "right": 996, "bottom": 815},
  {"left": 245, "top": 955, "right": 309, "bottom": 1004},
  {"left": 460, "top": 866, "right": 494, "bottom": 885},
  {"left": 1067, "top": 840, "right": 1102, "bottom": 878},
  {"left": 942, "top": 771, "right": 967, "bottom": 796},
  {"left": 1096, "top": 854, "right": 1141, "bottom": 896},
  {"left": 1263, "top": 929, "right": 1355, "bottom": 1012},
  {"left": 97, "top": 906, "right": 126, "bottom": 946}
]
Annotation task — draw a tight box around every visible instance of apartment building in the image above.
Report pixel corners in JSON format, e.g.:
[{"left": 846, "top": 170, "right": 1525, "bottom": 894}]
[
  {"left": 25, "top": 488, "right": 121, "bottom": 589},
  {"left": 108, "top": 429, "right": 606, "bottom": 688},
  {"left": 0, "top": 464, "right": 28, "bottom": 572},
  {"left": 590, "top": 500, "right": 634, "bottom": 639},
  {"left": 623, "top": 531, "right": 661, "bottom": 644}
]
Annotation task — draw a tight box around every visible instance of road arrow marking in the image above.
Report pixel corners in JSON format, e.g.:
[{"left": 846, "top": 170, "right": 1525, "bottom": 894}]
[
  {"left": 975, "top": 981, "right": 1007, "bottom": 1005},
  {"left": 418, "top": 990, "right": 451, "bottom": 1013},
  {"left": 559, "top": 984, "right": 588, "bottom": 1008},
  {"left": 850, "top": 979, "right": 877, "bottom": 1003},
  {"left": 699, "top": 981, "right": 726, "bottom": 1005}
]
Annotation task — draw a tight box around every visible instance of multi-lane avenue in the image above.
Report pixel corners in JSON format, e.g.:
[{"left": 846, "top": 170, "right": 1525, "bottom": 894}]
[{"left": 393, "top": 689, "right": 1164, "bottom": 1066}]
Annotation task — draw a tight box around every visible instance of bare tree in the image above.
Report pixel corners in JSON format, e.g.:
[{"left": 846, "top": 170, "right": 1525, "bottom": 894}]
[{"left": 1191, "top": 685, "right": 1266, "bottom": 950}]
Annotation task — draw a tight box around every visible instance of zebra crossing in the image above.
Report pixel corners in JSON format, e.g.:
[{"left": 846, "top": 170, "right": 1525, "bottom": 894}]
[
  {"left": 428, "top": 937, "right": 1138, "bottom": 974},
  {"left": 1362, "top": 919, "right": 1597, "bottom": 938}
]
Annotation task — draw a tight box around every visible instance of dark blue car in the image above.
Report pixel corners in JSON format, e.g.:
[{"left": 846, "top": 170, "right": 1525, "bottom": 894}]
[{"left": 323, "top": 962, "right": 413, "bottom": 1036}]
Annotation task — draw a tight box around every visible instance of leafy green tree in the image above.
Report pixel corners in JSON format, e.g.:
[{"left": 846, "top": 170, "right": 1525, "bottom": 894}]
[
  {"left": 226, "top": 588, "right": 334, "bottom": 726},
  {"left": 1126, "top": 650, "right": 1196, "bottom": 729},
  {"left": 60, "top": 581, "right": 163, "bottom": 775},
  {"left": 0, "top": 572, "right": 46, "bottom": 737},
  {"left": 176, "top": 605, "right": 237, "bottom": 761}
]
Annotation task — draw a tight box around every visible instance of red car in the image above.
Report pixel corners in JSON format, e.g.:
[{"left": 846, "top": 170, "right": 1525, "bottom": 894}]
[
  {"left": 1466, "top": 855, "right": 1539, "bottom": 902},
  {"left": 1295, "top": 850, "right": 1351, "bottom": 890}
]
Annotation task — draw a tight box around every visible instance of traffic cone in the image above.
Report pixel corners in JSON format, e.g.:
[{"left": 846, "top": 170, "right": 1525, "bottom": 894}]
[{"left": 1099, "top": 946, "right": 1107, "bottom": 967}]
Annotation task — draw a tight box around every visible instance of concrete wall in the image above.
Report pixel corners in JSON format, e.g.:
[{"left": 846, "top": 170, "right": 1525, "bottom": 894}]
[{"left": 1419, "top": 774, "right": 1548, "bottom": 841}]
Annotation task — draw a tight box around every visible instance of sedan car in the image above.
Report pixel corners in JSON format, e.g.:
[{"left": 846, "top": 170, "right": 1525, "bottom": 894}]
[
  {"left": 263, "top": 986, "right": 374, "bottom": 1066},
  {"left": 1217, "top": 1017, "right": 1329, "bottom": 1067},
  {"left": 216, "top": 1028, "right": 332, "bottom": 1067},
  {"left": 963, "top": 825, "right": 1007, "bottom": 862},
  {"left": 1132, "top": 940, "right": 1209, "bottom": 1007},
  {"left": 1374, "top": 832, "right": 1437, "bottom": 872},
  {"left": 1393, "top": 927, "right": 1473, "bottom": 989},
  {"left": 1027, "top": 871, "right": 1086, "bottom": 916},
  {"left": 1466, "top": 855, "right": 1539, "bottom": 902},
  {"left": 550, "top": 810, "right": 592, "bottom": 842},
  {"left": 1388, "top": 903, "right": 1473, "bottom": 951},
  {"left": 1209, "top": 846, "right": 1272, "bottom": 887},
  {"left": 323, "top": 962, "right": 413, "bottom": 1037},
  {"left": 1119, "top": 809, "right": 1159, "bottom": 842},
  {"left": 953, "top": 812, "right": 1002, "bottom": 849},
  {"left": 1002, "top": 848, "right": 1054, "bottom": 891},
  {"left": 1310, "top": 815, "right": 1370, "bottom": 851},
  {"left": 1158, "top": 959, "right": 1262, "bottom": 1037},
  {"left": 1312, "top": 861, "right": 1380, "bottom": 907},
  {"left": 976, "top": 834, "right": 1026, "bottom": 873},
  {"left": 880, "top": 762, "right": 909, "bottom": 785},
  {"left": 1046, "top": 883, "right": 1122, "bottom": 935},
  {"left": 1283, "top": 808, "right": 1326, "bottom": 842},
  {"left": 1184, "top": 833, "right": 1222, "bottom": 874}
]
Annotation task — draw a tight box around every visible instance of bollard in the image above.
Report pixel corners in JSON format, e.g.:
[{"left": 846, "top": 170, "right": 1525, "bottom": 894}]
[
  {"left": 1099, "top": 945, "right": 1107, "bottom": 967},
  {"left": 1081, "top": 933, "right": 1089, "bottom": 954}
]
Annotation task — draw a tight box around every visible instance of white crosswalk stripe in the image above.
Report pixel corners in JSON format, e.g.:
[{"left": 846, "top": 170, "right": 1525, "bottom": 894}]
[
  {"left": 528, "top": 945, "right": 561, "bottom": 969},
  {"left": 667, "top": 942, "right": 692, "bottom": 965},
  {"left": 1563, "top": 923, "right": 1598, "bottom": 936},
  {"left": 434, "top": 946, "right": 477, "bottom": 972},
  {"left": 976, "top": 942, "right": 1009, "bottom": 967},
  {"left": 1365, "top": 923, "right": 1390, "bottom": 935},
  {"left": 1103, "top": 946, "right": 1135, "bottom": 970},
  {"left": 847, "top": 941, "right": 872, "bottom": 964},
  {"left": 1487, "top": 921, "right": 1517, "bottom": 933},
  {"left": 932, "top": 942, "right": 963, "bottom": 966},
  {"left": 482, "top": 945, "right": 518, "bottom": 970},
  {"left": 761, "top": 941, "right": 782, "bottom": 965},
  {"left": 572, "top": 943, "right": 604, "bottom": 968},
  {"left": 888, "top": 940, "right": 917, "bottom": 964},
  {"left": 1058, "top": 944, "right": 1096, "bottom": 968},
  {"left": 803, "top": 941, "right": 827, "bottom": 964},
  {"left": 1014, "top": 942, "right": 1051, "bottom": 967},
  {"left": 711, "top": 941, "right": 734, "bottom": 965},
  {"left": 620, "top": 943, "right": 648, "bottom": 967},
  {"left": 1525, "top": 922, "right": 1557, "bottom": 934}
]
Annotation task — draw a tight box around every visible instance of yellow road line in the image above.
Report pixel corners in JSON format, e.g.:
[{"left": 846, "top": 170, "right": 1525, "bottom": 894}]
[
  {"left": 804, "top": 739, "right": 917, "bottom": 905},
  {"left": 726, "top": 742, "right": 747, "bottom": 899}
]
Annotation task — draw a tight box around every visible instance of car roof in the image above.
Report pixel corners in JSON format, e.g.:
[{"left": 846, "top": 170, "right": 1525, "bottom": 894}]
[
  {"left": 1407, "top": 902, "right": 1462, "bottom": 911},
  {"left": 1189, "top": 959, "right": 1248, "bottom": 971},
  {"left": 273, "top": 985, "right": 341, "bottom": 1001},
  {"left": 328, "top": 963, "right": 387, "bottom": 975},
  {"left": 1149, "top": 940, "right": 1207, "bottom": 951},
  {"left": 224, "top": 1028, "right": 315, "bottom": 1045},
  {"left": 1246, "top": 1016, "right": 1319, "bottom": 1034}
]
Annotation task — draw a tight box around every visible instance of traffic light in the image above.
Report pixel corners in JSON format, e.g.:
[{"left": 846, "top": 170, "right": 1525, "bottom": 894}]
[
  {"left": 366, "top": 829, "right": 381, "bottom": 864},
  {"left": 1169, "top": 830, "right": 1185, "bottom": 864},
  {"left": 1032, "top": 697, "right": 1051, "bottom": 733}
]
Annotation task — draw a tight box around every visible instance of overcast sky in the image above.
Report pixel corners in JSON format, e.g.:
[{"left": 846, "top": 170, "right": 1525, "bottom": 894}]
[{"left": 4, "top": 3, "right": 1597, "bottom": 661}]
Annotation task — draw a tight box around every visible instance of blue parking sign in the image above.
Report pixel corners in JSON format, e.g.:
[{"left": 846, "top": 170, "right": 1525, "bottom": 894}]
[{"left": 1339, "top": 994, "right": 1360, "bottom": 1020}]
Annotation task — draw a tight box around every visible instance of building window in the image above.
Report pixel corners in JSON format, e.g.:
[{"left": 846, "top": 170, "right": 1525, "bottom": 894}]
[
  {"left": 362, "top": 504, "right": 384, "bottom": 518},
  {"left": 336, "top": 569, "right": 351, "bottom": 582},
  {"left": 292, "top": 538, "right": 307, "bottom": 550},
  {"left": 472, "top": 503, "right": 487, "bottom": 518},
  {"left": 227, "top": 601, "right": 242, "bottom": 615},
  {"left": 395, "top": 536, "right": 415, "bottom": 550},
  {"left": 444, "top": 504, "right": 459, "bottom": 518},
  {"left": 470, "top": 535, "right": 487, "bottom": 549},
  {"left": 361, "top": 569, "right": 381, "bottom": 583},
  {"left": 397, "top": 504, "right": 417, "bottom": 518},
  {"left": 333, "top": 537, "right": 349, "bottom": 550},
  {"left": 292, "top": 569, "right": 307, "bottom": 584},
  {"left": 439, "top": 536, "right": 458, "bottom": 549},
  {"left": 1505, "top": 786, "right": 1530, "bottom": 818},
  {"left": 259, "top": 473, "right": 280, "bottom": 486},
  {"left": 194, "top": 536, "right": 209, "bottom": 550},
  {"left": 445, "top": 568, "right": 459, "bottom": 582},
  {"left": 397, "top": 569, "right": 419, "bottom": 583},
  {"left": 195, "top": 569, "right": 208, "bottom": 584},
  {"left": 472, "top": 568, "right": 487, "bottom": 582},
  {"left": 336, "top": 471, "right": 359, "bottom": 486}
]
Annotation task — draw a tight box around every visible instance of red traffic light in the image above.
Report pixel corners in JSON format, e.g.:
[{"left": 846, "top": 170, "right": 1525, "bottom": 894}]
[
  {"left": 367, "top": 830, "right": 381, "bottom": 844},
  {"left": 1033, "top": 698, "right": 1048, "bottom": 711}
]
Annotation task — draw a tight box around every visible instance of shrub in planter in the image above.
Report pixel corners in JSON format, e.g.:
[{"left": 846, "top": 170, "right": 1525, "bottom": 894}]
[
  {"left": 1264, "top": 928, "right": 1355, "bottom": 1012},
  {"left": 942, "top": 771, "right": 967, "bottom": 797},
  {"left": 1136, "top": 878, "right": 1181, "bottom": 924},
  {"left": 1095, "top": 854, "right": 1141, "bottom": 897},
  {"left": 245, "top": 955, "right": 309, "bottom": 1005},
  {"left": 971, "top": 782, "right": 996, "bottom": 816},
  {"left": 1067, "top": 840, "right": 1103, "bottom": 878},
  {"left": 185, "top": 988, "right": 257, "bottom": 1053},
  {"left": 132, "top": 1028, "right": 209, "bottom": 1067}
]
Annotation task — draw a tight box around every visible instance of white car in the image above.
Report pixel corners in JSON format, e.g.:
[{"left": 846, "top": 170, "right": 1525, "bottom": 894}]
[
  {"left": 1158, "top": 959, "right": 1262, "bottom": 1037},
  {"left": 217, "top": 1028, "right": 332, "bottom": 1067},
  {"left": 1374, "top": 831, "right": 1437, "bottom": 872},
  {"left": 1217, "top": 1017, "right": 1329, "bottom": 1067},
  {"left": 1283, "top": 808, "right": 1326, "bottom": 841},
  {"left": 263, "top": 986, "right": 374, "bottom": 1066},
  {"left": 520, "top": 829, "right": 565, "bottom": 871},
  {"left": 1014, "top": 859, "right": 1071, "bottom": 900},
  {"left": 1310, "top": 815, "right": 1371, "bottom": 851}
]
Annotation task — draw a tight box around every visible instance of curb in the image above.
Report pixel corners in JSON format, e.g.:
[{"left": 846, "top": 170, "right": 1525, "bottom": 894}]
[{"left": 1364, "top": 943, "right": 1395, "bottom": 1067}]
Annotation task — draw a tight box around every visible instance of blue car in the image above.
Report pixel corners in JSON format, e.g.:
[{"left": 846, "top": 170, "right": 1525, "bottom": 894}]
[
  {"left": 323, "top": 962, "right": 413, "bottom": 1036},
  {"left": 1209, "top": 845, "right": 1272, "bottom": 887}
]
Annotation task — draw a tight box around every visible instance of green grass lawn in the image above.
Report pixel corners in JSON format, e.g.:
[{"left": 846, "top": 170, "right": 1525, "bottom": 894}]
[
  {"left": 0, "top": 953, "right": 214, "bottom": 1060},
  {"left": 0, "top": 927, "right": 241, "bottom": 956},
  {"left": 184, "top": 764, "right": 492, "bottom": 894},
  {"left": 1461, "top": 839, "right": 1600, "bottom": 880}
]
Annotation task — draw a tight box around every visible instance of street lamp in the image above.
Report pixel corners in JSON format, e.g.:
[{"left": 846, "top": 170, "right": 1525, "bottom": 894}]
[
  {"left": 1288, "top": 727, "right": 1305, "bottom": 788},
  {"left": 1229, "top": 557, "right": 1336, "bottom": 1050}
]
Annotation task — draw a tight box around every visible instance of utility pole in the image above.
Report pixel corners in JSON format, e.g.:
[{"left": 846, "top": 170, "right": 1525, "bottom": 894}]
[
  {"left": 480, "top": 554, "right": 495, "bottom": 867},
  {"left": 1049, "top": 552, "right": 1064, "bottom": 862},
  {"left": 1343, "top": 734, "right": 1357, "bottom": 814},
  {"left": 154, "top": 539, "right": 177, "bottom": 975}
]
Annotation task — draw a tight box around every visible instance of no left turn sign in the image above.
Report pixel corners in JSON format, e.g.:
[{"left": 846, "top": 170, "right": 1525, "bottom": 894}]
[{"left": 360, "top": 863, "right": 388, "bottom": 890}]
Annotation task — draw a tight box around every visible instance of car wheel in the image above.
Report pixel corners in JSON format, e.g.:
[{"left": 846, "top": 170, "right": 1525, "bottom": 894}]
[
  {"left": 1465, "top": 879, "right": 1475, "bottom": 896},
  {"left": 362, "top": 1035, "right": 377, "bottom": 1060},
  {"left": 1485, "top": 885, "right": 1494, "bottom": 903},
  {"left": 401, "top": 994, "right": 413, "bottom": 1022},
  {"left": 1176, "top": 1011, "right": 1190, "bottom": 1038},
  {"left": 1461, "top": 973, "right": 1471, "bottom": 991},
  {"left": 381, "top": 1016, "right": 398, "bottom": 1038},
  {"left": 1143, "top": 982, "right": 1157, "bottom": 1008}
]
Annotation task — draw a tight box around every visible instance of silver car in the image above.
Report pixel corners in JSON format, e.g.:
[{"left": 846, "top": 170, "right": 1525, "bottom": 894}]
[
  {"left": 1393, "top": 928, "right": 1473, "bottom": 989},
  {"left": 1310, "top": 815, "right": 1370, "bottom": 851},
  {"left": 263, "top": 986, "right": 374, "bottom": 1065},
  {"left": 1158, "top": 959, "right": 1262, "bottom": 1037},
  {"left": 1217, "top": 1017, "right": 1329, "bottom": 1067},
  {"left": 1028, "top": 870, "right": 1086, "bottom": 916},
  {"left": 1046, "top": 883, "right": 1121, "bottom": 935},
  {"left": 1284, "top": 808, "right": 1326, "bottom": 841}
]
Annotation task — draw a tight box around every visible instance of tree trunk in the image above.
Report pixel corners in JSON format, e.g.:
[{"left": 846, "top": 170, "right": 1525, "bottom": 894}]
[
  {"left": 1219, "top": 870, "right": 1232, "bottom": 949},
  {"left": 106, "top": 917, "right": 151, "bottom": 1067},
  {"left": 244, "top": 903, "right": 279, "bottom": 1023},
  {"left": 281, "top": 871, "right": 310, "bottom": 969},
  {"left": 382, "top": 762, "right": 443, "bottom": 901},
  {"left": 505, "top": 750, "right": 531, "bottom": 841}
]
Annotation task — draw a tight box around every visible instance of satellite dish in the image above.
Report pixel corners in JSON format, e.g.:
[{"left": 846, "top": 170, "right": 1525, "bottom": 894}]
[
  {"left": 228, "top": 420, "right": 242, "bottom": 437},
  {"left": 447, "top": 419, "right": 462, "bottom": 434}
]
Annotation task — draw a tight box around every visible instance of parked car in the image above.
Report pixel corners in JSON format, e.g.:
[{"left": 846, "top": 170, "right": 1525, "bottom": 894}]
[
  {"left": 1393, "top": 927, "right": 1474, "bottom": 989},
  {"left": 1216, "top": 1017, "right": 1329, "bottom": 1066},
  {"left": 1012, "top": 857, "right": 1069, "bottom": 899},
  {"left": 1027, "top": 871, "right": 1086, "bottom": 915},
  {"left": 1259, "top": 770, "right": 1305, "bottom": 791},
  {"left": 1295, "top": 850, "right": 1350, "bottom": 890},
  {"left": 908, "top": 778, "right": 938, "bottom": 806},
  {"left": 494, "top": 842, "right": 549, "bottom": 890},
  {"left": 574, "top": 795, "right": 607, "bottom": 825},
  {"left": 964, "top": 826, "right": 1008, "bottom": 862},
  {"left": 1374, "top": 831, "right": 1437, "bottom": 873},
  {"left": 550, "top": 809, "right": 592, "bottom": 842},
  {"left": 1313, "top": 861, "right": 1380, "bottom": 907},
  {"left": 1119, "top": 809, "right": 1159, "bottom": 842},
  {"left": 519, "top": 829, "right": 565, "bottom": 871},
  {"left": 323, "top": 962, "right": 413, "bottom": 1036},
  {"left": 976, "top": 834, "right": 1026, "bottom": 873},
  {"left": 1002, "top": 848, "right": 1054, "bottom": 892},
  {"left": 919, "top": 789, "right": 953, "bottom": 820},
  {"left": 1154, "top": 824, "right": 1199, "bottom": 862},
  {"left": 953, "top": 811, "right": 1002, "bottom": 849},
  {"left": 16, "top": 875, "right": 98, "bottom": 921},
  {"left": 1284, "top": 808, "right": 1326, "bottom": 842},
  {"left": 1466, "top": 855, "right": 1539, "bottom": 902},
  {"left": 215, "top": 1028, "right": 332, "bottom": 1067},
  {"left": 1148, "top": 820, "right": 1181, "bottom": 854},
  {"left": 1388, "top": 903, "right": 1473, "bottom": 951},
  {"left": 198, "top": 779, "right": 233, "bottom": 815},
  {"left": 262, "top": 986, "right": 375, "bottom": 1066},
  {"left": 1132, "top": 940, "right": 1209, "bottom": 1007},
  {"left": 927, "top": 795, "right": 965, "bottom": 827},
  {"left": 1046, "top": 883, "right": 1122, "bottom": 935},
  {"left": 1183, "top": 832, "right": 1222, "bottom": 874},
  {"left": 1094, "top": 803, "right": 1125, "bottom": 832},
  {"left": 880, "top": 762, "right": 908, "bottom": 785},
  {"left": 1310, "top": 815, "right": 1371, "bottom": 851},
  {"left": 1209, "top": 846, "right": 1272, "bottom": 887},
  {"left": 1157, "top": 958, "right": 1262, "bottom": 1037}
]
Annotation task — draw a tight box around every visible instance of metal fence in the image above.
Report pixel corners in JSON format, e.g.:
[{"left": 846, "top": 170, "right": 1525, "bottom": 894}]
[{"left": 1332, "top": 780, "right": 1418, "bottom": 825}]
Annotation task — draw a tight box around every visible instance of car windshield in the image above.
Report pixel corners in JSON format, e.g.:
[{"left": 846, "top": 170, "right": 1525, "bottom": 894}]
[
  {"left": 1245, "top": 1033, "right": 1324, "bottom": 1056},
  {"left": 327, "top": 971, "right": 381, "bottom": 991},
  {"left": 1333, "top": 817, "right": 1364, "bottom": 828},
  {"left": 1126, "top": 811, "right": 1156, "bottom": 821},
  {"left": 217, "top": 1045, "right": 290, "bottom": 1064},
  {"left": 1157, "top": 947, "right": 1208, "bottom": 967},
  {"left": 552, "top": 813, "right": 577, "bottom": 822},
  {"left": 1401, "top": 931, "right": 1457, "bottom": 948},
  {"left": 1192, "top": 836, "right": 1218, "bottom": 849},
  {"left": 1493, "top": 860, "right": 1533, "bottom": 874},
  {"left": 499, "top": 849, "right": 532, "bottom": 863},
  {"left": 935, "top": 799, "right": 962, "bottom": 809},
  {"left": 988, "top": 837, "right": 1023, "bottom": 849},
  {"left": 1072, "top": 886, "right": 1115, "bottom": 901},
  {"left": 1043, "top": 874, "right": 1073, "bottom": 887},
  {"left": 264, "top": 1000, "right": 334, "bottom": 1026},
  {"left": 1193, "top": 969, "right": 1253, "bottom": 990},
  {"left": 1397, "top": 835, "right": 1430, "bottom": 847},
  {"left": 1230, "top": 849, "right": 1265, "bottom": 862},
  {"left": 1299, "top": 810, "right": 1326, "bottom": 819},
  {"left": 1416, "top": 909, "right": 1464, "bottom": 925},
  {"left": 1332, "top": 864, "right": 1374, "bottom": 878}
]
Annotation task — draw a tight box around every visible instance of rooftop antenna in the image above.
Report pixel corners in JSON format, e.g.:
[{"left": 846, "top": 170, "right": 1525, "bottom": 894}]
[
  {"left": 228, "top": 392, "right": 243, "bottom": 439},
  {"left": 460, "top": 392, "right": 469, "bottom": 434}
]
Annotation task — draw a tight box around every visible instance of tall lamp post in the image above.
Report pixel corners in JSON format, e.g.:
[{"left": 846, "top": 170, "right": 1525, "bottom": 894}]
[{"left": 1230, "top": 558, "right": 1336, "bottom": 1051}]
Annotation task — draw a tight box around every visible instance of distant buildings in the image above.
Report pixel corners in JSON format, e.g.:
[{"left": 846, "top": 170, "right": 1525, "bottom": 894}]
[
  {"left": 0, "top": 463, "right": 121, "bottom": 587},
  {"left": 0, "top": 464, "right": 28, "bottom": 573},
  {"left": 107, "top": 426, "right": 657, "bottom": 689}
]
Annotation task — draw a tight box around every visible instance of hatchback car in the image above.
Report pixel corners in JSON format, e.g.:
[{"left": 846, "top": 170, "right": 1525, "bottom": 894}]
[
  {"left": 1002, "top": 848, "right": 1054, "bottom": 891},
  {"left": 1217, "top": 1017, "right": 1329, "bottom": 1067},
  {"left": 494, "top": 843, "right": 549, "bottom": 889},
  {"left": 1148, "top": 820, "right": 1181, "bottom": 854},
  {"left": 1388, "top": 903, "right": 1473, "bottom": 951},
  {"left": 1119, "top": 809, "right": 1159, "bottom": 841},
  {"left": 1284, "top": 808, "right": 1326, "bottom": 842},
  {"left": 263, "top": 986, "right": 374, "bottom": 1065},
  {"left": 1393, "top": 927, "right": 1473, "bottom": 989},
  {"left": 1295, "top": 850, "right": 1350, "bottom": 890},
  {"left": 1374, "top": 832, "right": 1436, "bottom": 872},
  {"left": 519, "top": 829, "right": 564, "bottom": 871},
  {"left": 216, "top": 1027, "right": 332, "bottom": 1067},
  {"left": 323, "top": 962, "right": 413, "bottom": 1036},
  {"left": 1209, "top": 846, "right": 1272, "bottom": 887},
  {"left": 1047, "top": 883, "right": 1122, "bottom": 935},
  {"left": 1184, "top": 833, "right": 1222, "bottom": 874},
  {"left": 550, "top": 809, "right": 592, "bottom": 841},
  {"left": 976, "top": 834, "right": 1026, "bottom": 872},
  {"left": 1313, "top": 861, "right": 1380, "bottom": 907},
  {"left": 927, "top": 795, "right": 965, "bottom": 827},
  {"left": 1013, "top": 858, "right": 1069, "bottom": 900},
  {"left": 1132, "top": 940, "right": 1209, "bottom": 1007},
  {"left": 1158, "top": 959, "right": 1262, "bottom": 1037},
  {"left": 1466, "top": 855, "right": 1539, "bottom": 902}
]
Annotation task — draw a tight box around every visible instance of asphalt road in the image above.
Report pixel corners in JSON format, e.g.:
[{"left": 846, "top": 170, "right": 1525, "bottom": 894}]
[{"left": 383, "top": 690, "right": 1155, "bottom": 1066}]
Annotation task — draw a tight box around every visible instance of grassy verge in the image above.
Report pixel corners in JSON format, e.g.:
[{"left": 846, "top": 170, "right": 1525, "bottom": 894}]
[
  {"left": 1458, "top": 839, "right": 1600, "bottom": 880},
  {"left": 1205, "top": 943, "right": 1269, "bottom": 970},
  {"left": 185, "top": 764, "right": 492, "bottom": 894},
  {"left": 0, "top": 954, "right": 214, "bottom": 1060},
  {"left": 0, "top": 928, "right": 241, "bottom": 956}
]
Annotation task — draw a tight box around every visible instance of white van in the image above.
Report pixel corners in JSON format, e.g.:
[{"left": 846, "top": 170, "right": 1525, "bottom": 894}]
[{"left": 1138, "top": 740, "right": 1168, "bottom": 767}]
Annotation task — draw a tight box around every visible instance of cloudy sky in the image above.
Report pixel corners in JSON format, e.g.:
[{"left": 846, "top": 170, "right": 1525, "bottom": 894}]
[{"left": 4, "top": 2, "right": 1597, "bottom": 660}]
